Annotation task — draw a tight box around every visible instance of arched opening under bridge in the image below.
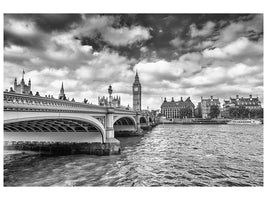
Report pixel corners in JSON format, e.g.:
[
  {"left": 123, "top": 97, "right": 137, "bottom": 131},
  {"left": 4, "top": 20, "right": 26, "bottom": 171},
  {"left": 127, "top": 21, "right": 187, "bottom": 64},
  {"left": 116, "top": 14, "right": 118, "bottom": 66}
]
[{"left": 4, "top": 117, "right": 105, "bottom": 143}]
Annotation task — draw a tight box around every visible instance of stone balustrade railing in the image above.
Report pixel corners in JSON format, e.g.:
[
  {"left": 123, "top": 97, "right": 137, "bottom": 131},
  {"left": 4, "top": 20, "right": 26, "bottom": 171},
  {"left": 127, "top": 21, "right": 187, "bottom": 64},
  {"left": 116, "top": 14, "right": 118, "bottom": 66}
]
[{"left": 3, "top": 91, "right": 136, "bottom": 115}]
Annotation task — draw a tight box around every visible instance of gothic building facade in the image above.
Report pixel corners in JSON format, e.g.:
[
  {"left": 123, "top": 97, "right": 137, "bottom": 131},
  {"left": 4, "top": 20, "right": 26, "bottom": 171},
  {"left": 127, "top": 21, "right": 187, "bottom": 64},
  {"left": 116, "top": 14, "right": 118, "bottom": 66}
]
[
  {"left": 13, "top": 70, "right": 32, "bottom": 95},
  {"left": 161, "top": 97, "right": 195, "bottom": 119},
  {"left": 133, "top": 71, "right": 141, "bottom": 111},
  {"left": 98, "top": 95, "right": 121, "bottom": 107}
]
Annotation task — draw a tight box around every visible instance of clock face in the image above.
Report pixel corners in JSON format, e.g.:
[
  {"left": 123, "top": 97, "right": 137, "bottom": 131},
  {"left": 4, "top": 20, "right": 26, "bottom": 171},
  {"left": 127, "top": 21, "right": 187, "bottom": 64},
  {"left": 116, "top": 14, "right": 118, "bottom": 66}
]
[{"left": 134, "top": 87, "right": 138, "bottom": 92}]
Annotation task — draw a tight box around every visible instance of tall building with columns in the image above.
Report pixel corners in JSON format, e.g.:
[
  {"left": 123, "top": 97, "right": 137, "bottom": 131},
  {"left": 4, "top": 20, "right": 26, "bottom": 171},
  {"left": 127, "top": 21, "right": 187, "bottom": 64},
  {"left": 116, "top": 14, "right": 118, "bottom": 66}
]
[
  {"left": 132, "top": 71, "right": 142, "bottom": 111},
  {"left": 14, "top": 70, "right": 31, "bottom": 95}
]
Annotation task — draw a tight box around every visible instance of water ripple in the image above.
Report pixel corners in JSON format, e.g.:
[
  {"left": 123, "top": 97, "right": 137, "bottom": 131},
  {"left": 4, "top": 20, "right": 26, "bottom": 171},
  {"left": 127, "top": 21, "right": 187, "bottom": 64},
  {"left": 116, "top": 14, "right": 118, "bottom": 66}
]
[{"left": 4, "top": 124, "right": 263, "bottom": 186}]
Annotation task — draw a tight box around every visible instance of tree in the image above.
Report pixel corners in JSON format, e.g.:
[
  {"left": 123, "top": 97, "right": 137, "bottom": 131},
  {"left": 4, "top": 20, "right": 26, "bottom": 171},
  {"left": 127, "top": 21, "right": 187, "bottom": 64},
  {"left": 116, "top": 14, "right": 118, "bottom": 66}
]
[
  {"left": 210, "top": 105, "right": 220, "bottom": 118},
  {"left": 229, "top": 107, "right": 239, "bottom": 118},
  {"left": 180, "top": 107, "right": 193, "bottom": 118},
  {"left": 249, "top": 108, "right": 263, "bottom": 119},
  {"left": 238, "top": 106, "right": 249, "bottom": 119},
  {"left": 229, "top": 106, "right": 250, "bottom": 119}
]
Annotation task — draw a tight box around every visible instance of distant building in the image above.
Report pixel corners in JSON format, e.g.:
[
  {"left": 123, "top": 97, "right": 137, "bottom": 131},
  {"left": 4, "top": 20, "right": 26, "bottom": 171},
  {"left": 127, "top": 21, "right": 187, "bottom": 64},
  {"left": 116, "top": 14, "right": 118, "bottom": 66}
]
[
  {"left": 161, "top": 97, "right": 195, "bottom": 119},
  {"left": 13, "top": 70, "right": 32, "bottom": 95},
  {"left": 222, "top": 94, "right": 262, "bottom": 118},
  {"left": 98, "top": 95, "right": 121, "bottom": 107},
  {"left": 58, "top": 82, "right": 67, "bottom": 100},
  {"left": 199, "top": 96, "right": 221, "bottom": 119},
  {"left": 223, "top": 95, "right": 261, "bottom": 110}
]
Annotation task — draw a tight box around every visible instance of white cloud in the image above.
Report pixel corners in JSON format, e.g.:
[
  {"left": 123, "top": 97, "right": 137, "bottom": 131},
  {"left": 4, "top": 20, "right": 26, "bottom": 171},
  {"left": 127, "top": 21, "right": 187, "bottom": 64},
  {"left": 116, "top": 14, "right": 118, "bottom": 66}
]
[
  {"left": 4, "top": 45, "right": 25, "bottom": 54},
  {"left": 203, "top": 37, "right": 263, "bottom": 59},
  {"left": 75, "top": 49, "right": 134, "bottom": 82},
  {"left": 190, "top": 21, "right": 216, "bottom": 38},
  {"left": 45, "top": 32, "right": 92, "bottom": 60},
  {"left": 169, "top": 36, "right": 184, "bottom": 47},
  {"left": 5, "top": 18, "right": 37, "bottom": 35},
  {"left": 214, "top": 14, "right": 263, "bottom": 47},
  {"left": 76, "top": 15, "right": 151, "bottom": 46},
  {"left": 182, "top": 66, "right": 227, "bottom": 86},
  {"left": 227, "top": 63, "right": 260, "bottom": 78},
  {"left": 134, "top": 60, "right": 183, "bottom": 82},
  {"left": 103, "top": 26, "right": 151, "bottom": 46}
]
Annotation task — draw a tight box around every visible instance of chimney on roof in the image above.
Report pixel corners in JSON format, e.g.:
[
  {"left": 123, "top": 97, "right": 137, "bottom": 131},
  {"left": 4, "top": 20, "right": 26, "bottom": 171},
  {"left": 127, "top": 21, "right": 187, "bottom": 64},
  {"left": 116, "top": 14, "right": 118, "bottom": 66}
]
[
  {"left": 236, "top": 95, "right": 239, "bottom": 100},
  {"left": 249, "top": 94, "right": 252, "bottom": 98},
  {"left": 211, "top": 96, "right": 213, "bottom": 100},
  {"left": 164, "top": 97, "right": 167, "bottom": 102},
  {"left": 181, "top": 97, "right": 183, "bottom": 101},
  {"left": 171, "top": 97, "right": 174, "bottom": 102}
]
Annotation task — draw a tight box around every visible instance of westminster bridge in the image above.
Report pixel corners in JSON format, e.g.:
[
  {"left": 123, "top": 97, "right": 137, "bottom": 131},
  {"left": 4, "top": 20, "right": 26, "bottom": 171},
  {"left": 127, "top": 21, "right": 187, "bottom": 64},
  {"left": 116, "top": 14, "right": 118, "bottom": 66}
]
[{"left": 3, "top": 92, "right": 156, "bottom": 155}]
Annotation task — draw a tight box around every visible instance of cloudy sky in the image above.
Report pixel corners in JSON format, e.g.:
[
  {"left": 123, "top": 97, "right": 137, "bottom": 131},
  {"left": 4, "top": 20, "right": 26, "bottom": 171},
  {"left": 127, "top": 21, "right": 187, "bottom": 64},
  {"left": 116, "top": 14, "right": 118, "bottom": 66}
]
[{"left": 4, "top": 14, "right": 263, "bottom": 109}]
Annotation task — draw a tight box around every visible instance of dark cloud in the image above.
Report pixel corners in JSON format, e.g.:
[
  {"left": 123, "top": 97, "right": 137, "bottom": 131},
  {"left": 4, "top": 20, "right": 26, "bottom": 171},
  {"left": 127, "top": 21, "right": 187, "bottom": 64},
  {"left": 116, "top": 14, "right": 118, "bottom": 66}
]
[
  {"left": 5, "top": 14, "right": 82, "bottom": 32},
  {"left": 4, "top": 30, "right": 45, "bottom": 49},
  {"left": 5, "top": 13, "right": 260, "bottom": 61}
]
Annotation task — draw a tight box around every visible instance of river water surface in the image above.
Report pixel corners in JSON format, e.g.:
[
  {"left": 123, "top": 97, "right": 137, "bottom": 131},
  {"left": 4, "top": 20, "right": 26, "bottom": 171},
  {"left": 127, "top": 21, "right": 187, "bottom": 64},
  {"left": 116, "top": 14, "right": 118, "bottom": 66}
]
[{"left": 4, "top": 124, "right": 263, "bottom": 186}]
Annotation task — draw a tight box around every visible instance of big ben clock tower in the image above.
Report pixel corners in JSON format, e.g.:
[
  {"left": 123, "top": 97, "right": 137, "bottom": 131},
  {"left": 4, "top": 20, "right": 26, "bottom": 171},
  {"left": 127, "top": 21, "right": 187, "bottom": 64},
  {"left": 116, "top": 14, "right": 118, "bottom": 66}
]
[{"left": 133, "top": 71, "right": 142, "bottom": 111}]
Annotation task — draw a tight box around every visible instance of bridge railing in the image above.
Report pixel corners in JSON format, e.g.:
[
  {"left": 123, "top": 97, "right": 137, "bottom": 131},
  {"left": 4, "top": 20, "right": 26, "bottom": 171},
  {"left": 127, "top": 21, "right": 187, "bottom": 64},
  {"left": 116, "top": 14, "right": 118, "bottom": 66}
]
[
  {"left": 3, "top": 92, "right": 107, "bottom": 112},
  {"left": 3, "top": 92, "right": 137, "bottom": 114}
]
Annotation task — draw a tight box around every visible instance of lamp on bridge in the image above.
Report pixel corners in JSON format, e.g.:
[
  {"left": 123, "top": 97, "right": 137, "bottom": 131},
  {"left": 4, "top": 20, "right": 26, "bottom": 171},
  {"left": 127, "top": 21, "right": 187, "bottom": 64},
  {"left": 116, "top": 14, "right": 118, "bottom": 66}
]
[{"left": 108, "top": 85, "right": 113, "bottom": 107}]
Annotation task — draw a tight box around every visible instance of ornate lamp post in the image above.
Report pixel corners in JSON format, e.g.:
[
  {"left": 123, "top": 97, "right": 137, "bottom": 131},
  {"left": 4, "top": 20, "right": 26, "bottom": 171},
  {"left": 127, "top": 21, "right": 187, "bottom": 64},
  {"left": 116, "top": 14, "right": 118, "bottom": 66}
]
[{"left": 108, "top": 85, "right": 113, "bottom": 107}]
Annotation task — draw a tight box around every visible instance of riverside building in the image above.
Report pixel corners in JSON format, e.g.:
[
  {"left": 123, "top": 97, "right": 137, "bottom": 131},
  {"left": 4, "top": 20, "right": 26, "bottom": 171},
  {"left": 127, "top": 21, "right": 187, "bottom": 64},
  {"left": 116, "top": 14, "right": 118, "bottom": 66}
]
[
  {"left": 199, "top": 96, "right": 221, "bottom": 119},
  {"left": 161, "top": 97, "right": 195, "bottom": 119},
  {"left": 222, "top": 95, "right": 262, "bottom": 118},
  {"left": 223, "top": 95, "right": 261, "bottom": 110}
]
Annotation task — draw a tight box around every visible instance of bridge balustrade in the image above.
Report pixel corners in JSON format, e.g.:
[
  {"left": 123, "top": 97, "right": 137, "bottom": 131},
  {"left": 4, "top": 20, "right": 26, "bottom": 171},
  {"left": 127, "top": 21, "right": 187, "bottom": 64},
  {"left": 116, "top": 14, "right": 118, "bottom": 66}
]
[
  {"left": 3, "top": 92, "right": 138, "bottom": 116},
  {"left": 4, "top": 92, "right": 107, "bottom": 112}
]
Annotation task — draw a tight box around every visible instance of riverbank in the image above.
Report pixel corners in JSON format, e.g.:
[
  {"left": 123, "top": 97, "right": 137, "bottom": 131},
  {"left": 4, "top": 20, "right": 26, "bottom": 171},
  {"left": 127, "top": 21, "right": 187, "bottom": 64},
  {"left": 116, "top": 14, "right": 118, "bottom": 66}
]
[
  {"left": 158, "top": 118, "right": 263, "bottom": 125},
  {"left": 159, "top": 119, "right": 229, "bottom": 125}
]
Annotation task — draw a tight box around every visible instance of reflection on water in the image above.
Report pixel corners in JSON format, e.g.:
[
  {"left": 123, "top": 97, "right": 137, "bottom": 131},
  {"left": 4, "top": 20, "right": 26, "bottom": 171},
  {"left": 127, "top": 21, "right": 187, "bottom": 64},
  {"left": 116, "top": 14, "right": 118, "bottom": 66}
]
[{"left": 4, "top": 124, "right": 263, "bottom": 186}]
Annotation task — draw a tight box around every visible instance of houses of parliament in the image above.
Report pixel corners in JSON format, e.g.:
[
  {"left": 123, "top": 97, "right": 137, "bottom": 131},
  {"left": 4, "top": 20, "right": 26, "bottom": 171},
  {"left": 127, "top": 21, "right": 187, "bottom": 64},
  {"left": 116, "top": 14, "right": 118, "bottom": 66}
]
[{"left": 8, "top": 70, "right": 143, "bottom": 112}]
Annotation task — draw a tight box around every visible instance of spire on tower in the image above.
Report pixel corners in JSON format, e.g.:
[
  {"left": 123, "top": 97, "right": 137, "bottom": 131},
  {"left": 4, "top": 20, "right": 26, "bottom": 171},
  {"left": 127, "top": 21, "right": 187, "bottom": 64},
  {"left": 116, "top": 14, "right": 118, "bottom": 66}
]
[
  {"left": 21, "top": 69, "right": 25, "bottom": 84},
  {"left": 134, "top": 70, "right": 140, "bottom": 84},
  {"left": 60, "top": 82, "right": 64, "bottom": 93},
  {"left": 22, "top": 69, "right": 25, "bottom": 79},
  {"left": 59, "top": 82, "right": 66, "bottom": 100},
  {"left": 135, "top": 70, "right": 139, "bottom": 79}
]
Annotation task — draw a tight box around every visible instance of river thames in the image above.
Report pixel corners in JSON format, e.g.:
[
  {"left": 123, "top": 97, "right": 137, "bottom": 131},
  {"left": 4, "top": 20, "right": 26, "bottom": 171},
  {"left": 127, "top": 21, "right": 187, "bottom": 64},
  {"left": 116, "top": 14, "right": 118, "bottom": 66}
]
[{"left": 4, "top": 124, "right": 263, "bottom": 186}]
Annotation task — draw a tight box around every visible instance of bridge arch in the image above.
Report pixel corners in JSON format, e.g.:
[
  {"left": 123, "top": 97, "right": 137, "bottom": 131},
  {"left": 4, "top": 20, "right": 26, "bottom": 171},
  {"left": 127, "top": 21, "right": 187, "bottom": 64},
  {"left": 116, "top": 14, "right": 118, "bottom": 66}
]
[
  {"left": 4, "top": 115, "right": 106, "bottom": 143},
  {"left": 113, "top": 115, "right": 137, "bottom": 126},
  {"left": 140, "top": 116, "right": 147, "bottom": 124},
  {"left": 113, "top": 115, "right": 137, "bottom": 133}
]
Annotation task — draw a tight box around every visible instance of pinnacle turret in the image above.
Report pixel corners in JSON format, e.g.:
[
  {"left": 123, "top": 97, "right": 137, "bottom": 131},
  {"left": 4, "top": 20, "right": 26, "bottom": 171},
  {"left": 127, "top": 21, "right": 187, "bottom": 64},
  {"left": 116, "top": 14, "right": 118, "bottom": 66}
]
[{"left": 59, "top": 82, "right": 66, "bottom": 100}]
